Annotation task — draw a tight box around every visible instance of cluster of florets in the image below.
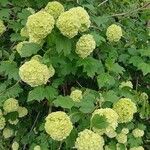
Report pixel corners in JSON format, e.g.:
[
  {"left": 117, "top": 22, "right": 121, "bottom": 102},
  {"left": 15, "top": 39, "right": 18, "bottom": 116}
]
[
  {"left": 130, "top": 146, "right": 144, "bottom": 150},
  {"left": 26, "top": 10, "right": 55, "bottom": 42},
  {"left": 119, "top": 81, "right": 133, "bottom": 89},
  {"left": 3, "top": 128, "right": 14, "bottom": 139},
  {"left": 0, "top": 98, "right": 28, "bottom": 132},
  {"left": 34, "top": 145, "right": 41, "bottom": 150},
  {"left": 75, "top": 34, "right": 96, "bottom": 58},
  {"left": 92, "top": 108, "right": 118, "bottom": 136},
  {"left": 56, "top": 7, "right": 91, "bottom": 38},
  {"left": 45, "top": 1, "right": 64, "bottom": 19},
  {"left": 116, "top": 132, "right": 127, "bottom": 144},
  {"left": 132, "top": 128, "right": 144, "bottom": 138},
  {"left": 19, "top": 59, "right": 55, "bottom": 87},
  {"left": 75, "top": 129, "right": 104, "bottom": 150},
  {"left": 106, "top": 24, "right": 122, "bottom": 42},
  {"left": 113, "top": 98, "right": 137, "bottom": 123},
  {"left": 44, "top": 111, "right": 73, "bottom": 141},
  {"left": 12, "top": 141, "right": 19, "bottom": 150},
  {"left": 121, "top": 128, "right": 129, "bottom": 134},
  {"left": 70, "top": 89, "right": 83, "bottom": 102},
  {"left": 0, "top": 20, "right": 6, "bottom": 36}
]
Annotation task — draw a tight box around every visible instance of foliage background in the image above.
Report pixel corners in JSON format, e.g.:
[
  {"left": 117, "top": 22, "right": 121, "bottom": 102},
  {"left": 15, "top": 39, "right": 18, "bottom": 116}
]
[{"left": 0, "top": 0, "right": 150, "bottom": 149}]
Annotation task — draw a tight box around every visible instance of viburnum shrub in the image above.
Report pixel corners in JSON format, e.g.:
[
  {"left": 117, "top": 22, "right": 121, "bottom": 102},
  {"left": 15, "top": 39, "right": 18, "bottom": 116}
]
[{"left": 0, "top": 0, "right": 150, "bottom": 150}]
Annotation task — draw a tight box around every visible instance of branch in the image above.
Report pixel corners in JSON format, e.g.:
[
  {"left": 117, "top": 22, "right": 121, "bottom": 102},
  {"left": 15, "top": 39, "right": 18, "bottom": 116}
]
[
  {"left": 98, "top": 0, "right": 109, "bottom": 7},
  {"left": 112, "top": 2, "right": 150, "bottom": 17}
]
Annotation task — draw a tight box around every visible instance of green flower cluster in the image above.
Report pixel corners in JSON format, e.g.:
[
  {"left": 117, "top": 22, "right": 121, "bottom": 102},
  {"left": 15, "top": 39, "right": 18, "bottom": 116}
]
[
  {"left": 75, "top": 34, "right": 96, "bottom": 58},
  {"left": 0, "top": 20, "right": 6, "bottom": 36},
  {"left": 132, "top": 128, "right": 144, "bottom": 138},
  {"left": 44, "top": 111, "right": 73, "bottom": 141},
  {"left": 75, "top": 129, "right": 104, "bottom": 150},
  {"left": 70, "top": 89, "right": 83, "bottom": 102},
  {"left": 19, "top": 59, "right": 55, "bottom": 87},
  {"left": 113, "top": 98, "right": 137, "bottom": 123}
]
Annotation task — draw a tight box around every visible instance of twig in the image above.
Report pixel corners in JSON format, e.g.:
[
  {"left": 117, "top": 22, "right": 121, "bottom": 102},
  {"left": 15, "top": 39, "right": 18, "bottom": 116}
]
[
  {"left": 58, "top": 141, "right": 62, "bottom": 150},
  {"left": 98, "top": 0, "right": 109, "bottom": 7},
  {"left": 112, "top": 2, "right": 150, "bottom": 17},
  {"left": 23, "top": 112, "right": 40, "bottom": 150},
  {"left": 76, "top": 80, "right": 82, "bottom": 87}
]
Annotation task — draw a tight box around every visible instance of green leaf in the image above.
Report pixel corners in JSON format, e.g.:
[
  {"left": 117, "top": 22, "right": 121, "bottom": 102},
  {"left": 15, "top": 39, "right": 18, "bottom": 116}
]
[
  {"left": 91, "top": 114, "right": 109, "bottom": 129},
  {"left": 138, "top": 48, "right": 150, "bottom": 57},
  {"left": 0, "top": 61, "right": 20, "bottom": 80},
  {"left": 53, "top": 96, "right": 74, "bottom": 109},
  {"left": 77, "top": 57, "right": 104, "bottom": 77},
  {"left": 28, "top": 86, "right": 45, "bottom": 102},
  {"left": 138, "top": 62, "right": 150, "bottom": 76},
  {"left": 20, "top": 43, "right": 41, "bottom": 57},
  {"left": 97, "top": 72, "right": 115, "bottom": 88}
]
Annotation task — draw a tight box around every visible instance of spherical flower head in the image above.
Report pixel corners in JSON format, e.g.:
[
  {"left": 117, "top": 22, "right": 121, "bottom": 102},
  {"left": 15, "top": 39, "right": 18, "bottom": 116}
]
[
  {"left": 0, "top": 20, "right": 6, "bottom": 36},
  {"left": 130, "top": 146, "right": 144, "bottom": 150},
  {"left": 0, "top": 116, "right": 6, "bottom": 130},
  {"left": 3, "top": 98, "right": 19, "bottom": 113},
  {"left": 44, "top": 111, "right": 73, "bottom": 141},
  {"left": 3, "top": 128, "right": 14, "bottom": 139},
  {"left": 76, "top": 34, "right": 96, "bottom": 58},
  {"left": 69, "top": 7, "right": 91, "bottom": 32},
  {"left": 16, "top": 41, "right": 29, "bottom": 55},
  {"left": 12, "top": 141, "right": 19, "bottom": 150},
  {"left": 26, "top": 10, "right": 55, "bottom": 41},
  {"left": 45, "top": 1, "right": 64, "bottom": 19},
  {"left": 8, "top": 119, "right": 19, "bottom": 125},
  {"left": 56, "top": 10, "right": 80, "bottom": 38},
  {"left": 105, "top": 127, "right": 117, "bottom": 138},
  {"left": 34, "top": 145, "right": 41, "bottom": 150},
  {"left": 140, "top": 92, "right": 148, "bottom": 100},
  {"left": 75, "top": 129, "right": 104, "bottom": 150},
  {"left": 31, "top": 55, "right": 43, "bottom": 62},
  {"left": 17, "top": 106, "right": 28, "bottom": 118},
  {"left": 20, "top": 27, "right": 29, "bottom": 37},
  {"left": 106, "top": 24, "right": 122, "bottom": 42},
  {"left": 70, "top": 89, "right": 82, "bottom": 102},
  {"left": 121, "top": 128, "right": 129, "bottom": 134},
  {"left": 116, "top": 133, "right": 127, "bottom": 144},
  {"left": 119, "top": 81, "right": 133, "bottom": 89},
  {"left": 19, "top": 59, "right": 53, "bottom": 87},
  {"left": 113, "top": 98, "right": 137, "bottom": 123},
  {"left": 132, "top": 128, "right": 144, "bottom": 138},
  {"left": 92, "top": 108, "right": 118, "bottom": 135}
]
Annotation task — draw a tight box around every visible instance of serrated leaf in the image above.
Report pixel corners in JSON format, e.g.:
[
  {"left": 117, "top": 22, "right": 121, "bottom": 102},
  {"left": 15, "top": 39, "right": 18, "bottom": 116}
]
[
  {"left": 77, "top": 57, "right": 104, "bottom": 77},
  {"left": 97, "top": 72, "right": 115, "bottom": 88},
  {"left": 53, "top": 96, "right": 74, "bottom": 109},
  {"left": 28, "top": 86, "right": 45, "bottom": 102},
  {"left": 45, "top": 86, "right": 58, "bottom": 101},
  {"left": 0, "top": 61, "right": 20, "bottom": 80},
  {"left": 91, "top": 114, "right": 109, "bottom": 129},
  {"left": 20, "top": 43, "right": 41, "bottom": 57},
  {"left": 138, "top": 62, "right": 150, "bottom": 76}
]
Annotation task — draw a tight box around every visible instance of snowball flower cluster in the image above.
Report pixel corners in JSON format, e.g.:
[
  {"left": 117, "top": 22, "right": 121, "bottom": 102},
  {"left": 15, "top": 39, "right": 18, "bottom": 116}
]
[
  {"left": 132, "top": 128, "right": 144, "bottom": 138},
  {"left": 119, "top": 81, "right": 133, "bottom": 89},
  {"left": 76, "top": 34, "right": 96, "bottom": 58},
  {"left": 56, "top": 7, "right": 90, "bottom": 38},
  {"left": 0, "top": 20, "right": 6, "bottom": 36},
  {"left": 3, "top": 98, "right": 19, "bottom": 113},
  {"left": 106, "top": 24, "right": 122, "bottom": 42},
  {"left": 0, "top": 116, "right": 6, "bottom": 130},
  {"left": 69, "top": 7, "right": 91, "bottom": 32},
  {"left": 70, "top": 89, "right": 82, "bottom": 102},
  {"left": 26, "top": 10, "right": 55, "bottom": 42},
  {"left": 17, "top": 106, "right": 28, "bottom": 118},
  {"left": 20, "top": 27, "right": 29, "bottom": 38},
  {"left": 34, "top": 145, "right": 41, "bottom": 150},
  {"left": 105, "top": 127, "right": 117, "bottom": 138},
  {"left": 130, "top": 146, "right": 144, "bottom": 150},
  {"left": 19, "top": 59, "right": 54, "bottom": 87},
  {"left": 121, "top": 128, "right": 129, "bottom": 134},
  {"left": 116, "top": 133, "right": 127, "bottom": 144},
  {"left": 45, "top": 111, "right": 73, "bottom": 141},
  {"left": 113, "top": 98, "right": 137, "bottom": 123},
  {"left": 3, "top": 128, "right": 13, "bottom": 139},
  {"left": 45, "top": 1, "right": 64, "bottom": 19},
  {"left": 8, "top": 119, "right": 19, "bottom": 125},
  {"left": 92, "top": 108, "right": 118, "bottom": 135},
  {"left": 75, "top": 129, "right": 104, "bottom": 150},
  {"left": 12, "top": 141, "right": 19, "bottom": 150}
]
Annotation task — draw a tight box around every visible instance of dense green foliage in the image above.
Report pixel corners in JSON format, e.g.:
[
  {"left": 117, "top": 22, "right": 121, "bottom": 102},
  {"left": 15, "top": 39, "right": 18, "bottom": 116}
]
[{"left": 0, "top": 0, "right": 150, "bottom": 150}]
